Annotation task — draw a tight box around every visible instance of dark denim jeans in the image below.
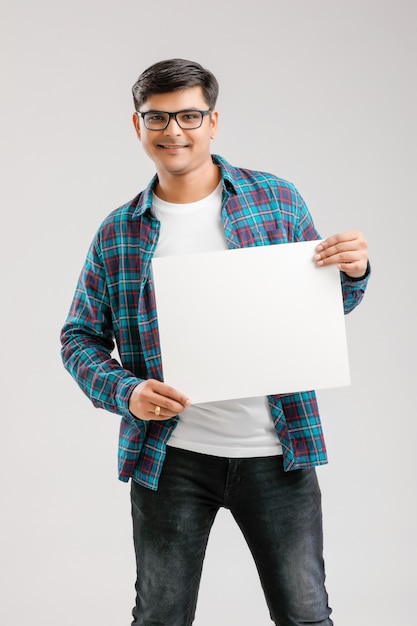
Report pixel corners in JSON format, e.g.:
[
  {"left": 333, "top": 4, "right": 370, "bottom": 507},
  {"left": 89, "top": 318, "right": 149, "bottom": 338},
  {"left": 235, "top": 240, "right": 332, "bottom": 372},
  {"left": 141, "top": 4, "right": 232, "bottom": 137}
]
[{"left": 130, "top": 447, "right": 333, "bottom": 626}]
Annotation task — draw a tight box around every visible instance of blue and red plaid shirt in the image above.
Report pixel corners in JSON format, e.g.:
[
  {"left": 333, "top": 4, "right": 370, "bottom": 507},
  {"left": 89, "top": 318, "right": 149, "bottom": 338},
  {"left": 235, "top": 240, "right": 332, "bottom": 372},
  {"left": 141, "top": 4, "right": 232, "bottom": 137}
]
[{"left": 61, "top": 155, "right": 370, "bottom": 490}]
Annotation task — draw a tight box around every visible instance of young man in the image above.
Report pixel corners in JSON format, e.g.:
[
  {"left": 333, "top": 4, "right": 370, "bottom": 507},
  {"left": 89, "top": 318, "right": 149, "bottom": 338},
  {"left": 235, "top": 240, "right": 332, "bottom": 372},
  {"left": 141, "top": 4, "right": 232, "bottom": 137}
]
[{"left": 61, "top": 58, "right": 370, "bottom": 625}]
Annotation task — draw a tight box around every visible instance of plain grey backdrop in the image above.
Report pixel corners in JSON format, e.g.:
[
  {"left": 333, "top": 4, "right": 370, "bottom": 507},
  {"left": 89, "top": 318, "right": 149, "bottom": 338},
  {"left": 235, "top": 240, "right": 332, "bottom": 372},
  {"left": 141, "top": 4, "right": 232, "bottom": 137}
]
[{"left": 1, "top": 0, "right": 416, "bottom": 624}]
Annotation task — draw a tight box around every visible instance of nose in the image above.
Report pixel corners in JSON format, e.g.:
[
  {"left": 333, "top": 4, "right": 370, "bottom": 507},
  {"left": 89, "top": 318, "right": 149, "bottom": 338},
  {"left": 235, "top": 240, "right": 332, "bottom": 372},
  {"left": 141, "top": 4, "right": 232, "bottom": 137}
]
[{"left": 163, "top": 115, "right": 182, "bottom": 135}]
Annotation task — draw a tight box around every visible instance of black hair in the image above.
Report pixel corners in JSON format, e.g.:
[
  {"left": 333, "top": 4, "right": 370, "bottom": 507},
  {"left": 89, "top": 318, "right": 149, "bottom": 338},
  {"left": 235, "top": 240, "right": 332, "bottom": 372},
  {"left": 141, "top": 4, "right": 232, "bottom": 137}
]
[{"left": 132, "top": 58, "right": 219, "bottom": 110}]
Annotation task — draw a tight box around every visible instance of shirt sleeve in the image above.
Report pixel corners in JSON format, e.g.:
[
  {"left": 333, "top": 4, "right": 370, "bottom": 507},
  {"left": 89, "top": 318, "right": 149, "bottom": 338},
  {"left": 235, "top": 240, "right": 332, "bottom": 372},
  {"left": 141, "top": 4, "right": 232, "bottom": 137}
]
[
  {"left": 60, "top": 235, "right": 142, "bottom": 421},
  {"left": 340, "top": 262, "right": 371, "bottom": 314}
]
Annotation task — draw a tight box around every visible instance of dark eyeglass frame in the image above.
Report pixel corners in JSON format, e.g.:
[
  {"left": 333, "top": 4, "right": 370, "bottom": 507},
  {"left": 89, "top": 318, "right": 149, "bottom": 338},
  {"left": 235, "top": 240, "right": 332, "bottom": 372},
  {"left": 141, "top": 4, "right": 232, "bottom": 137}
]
[{"left": 137, "top": 109, "right": 212, "bottom": 130}]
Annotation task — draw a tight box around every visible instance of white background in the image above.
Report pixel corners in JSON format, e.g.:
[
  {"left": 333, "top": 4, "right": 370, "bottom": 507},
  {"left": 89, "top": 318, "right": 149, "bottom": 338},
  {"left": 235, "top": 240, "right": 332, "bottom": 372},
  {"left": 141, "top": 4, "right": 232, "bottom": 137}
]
[{"left": 1, "top": 1, "right": 416, "bottom": 624}]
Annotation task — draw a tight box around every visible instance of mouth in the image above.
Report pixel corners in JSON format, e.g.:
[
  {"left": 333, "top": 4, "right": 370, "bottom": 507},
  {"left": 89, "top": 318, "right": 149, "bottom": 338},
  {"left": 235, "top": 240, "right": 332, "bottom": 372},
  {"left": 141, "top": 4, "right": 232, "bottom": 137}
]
[{"left": 158, "top": 143, "right": 188, "bottom": 150}]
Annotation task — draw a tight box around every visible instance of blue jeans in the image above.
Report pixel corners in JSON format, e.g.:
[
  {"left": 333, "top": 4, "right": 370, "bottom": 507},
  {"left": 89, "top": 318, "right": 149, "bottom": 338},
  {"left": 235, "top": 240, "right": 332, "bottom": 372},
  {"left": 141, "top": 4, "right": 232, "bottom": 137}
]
[{"left": 130, "top": 447, "right": 333, "bottom": 625}]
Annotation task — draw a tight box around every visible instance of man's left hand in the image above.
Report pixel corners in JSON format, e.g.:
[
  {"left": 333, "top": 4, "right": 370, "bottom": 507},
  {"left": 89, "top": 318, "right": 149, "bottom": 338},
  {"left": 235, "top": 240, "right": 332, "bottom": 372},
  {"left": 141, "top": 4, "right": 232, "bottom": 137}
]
[{"left": 314, "top": 230, "right": 368, "bottom": 278}]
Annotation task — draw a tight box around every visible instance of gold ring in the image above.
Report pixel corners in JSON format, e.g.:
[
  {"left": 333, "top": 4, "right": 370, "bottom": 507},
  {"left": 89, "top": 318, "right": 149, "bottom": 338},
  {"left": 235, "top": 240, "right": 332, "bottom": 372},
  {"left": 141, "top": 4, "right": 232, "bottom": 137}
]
[{"left": 154, "top": 405, "right": 161, "bottom": 416}]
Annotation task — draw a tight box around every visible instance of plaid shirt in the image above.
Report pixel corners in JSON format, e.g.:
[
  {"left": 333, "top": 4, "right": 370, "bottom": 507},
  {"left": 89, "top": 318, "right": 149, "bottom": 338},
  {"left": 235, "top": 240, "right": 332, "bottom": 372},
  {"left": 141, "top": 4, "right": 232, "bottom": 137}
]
[{"left": 61, "top": 155, "right": 370, "bottom": 490}]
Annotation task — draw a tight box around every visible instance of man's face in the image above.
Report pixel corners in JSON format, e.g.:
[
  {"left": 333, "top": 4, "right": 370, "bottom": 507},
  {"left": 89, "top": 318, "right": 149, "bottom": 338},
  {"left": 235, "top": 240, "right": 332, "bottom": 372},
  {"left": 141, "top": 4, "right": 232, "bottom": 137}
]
[{"left": 132, "top": 86, "right": 218, "bottom": 177}]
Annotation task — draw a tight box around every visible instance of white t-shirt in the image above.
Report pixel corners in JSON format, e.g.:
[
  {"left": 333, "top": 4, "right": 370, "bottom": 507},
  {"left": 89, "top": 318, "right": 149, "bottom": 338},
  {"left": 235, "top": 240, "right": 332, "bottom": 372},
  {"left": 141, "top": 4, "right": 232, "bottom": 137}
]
[{"left": 152, "top": 183, "right": 282, "bottom": 458}]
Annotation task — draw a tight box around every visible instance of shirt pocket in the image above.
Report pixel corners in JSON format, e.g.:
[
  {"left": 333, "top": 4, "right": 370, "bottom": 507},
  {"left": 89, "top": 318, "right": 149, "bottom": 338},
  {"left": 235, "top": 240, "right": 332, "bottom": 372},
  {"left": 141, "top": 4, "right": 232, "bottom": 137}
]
[{"left": 264, "top": 223, "right": 288, "bottom": 244}]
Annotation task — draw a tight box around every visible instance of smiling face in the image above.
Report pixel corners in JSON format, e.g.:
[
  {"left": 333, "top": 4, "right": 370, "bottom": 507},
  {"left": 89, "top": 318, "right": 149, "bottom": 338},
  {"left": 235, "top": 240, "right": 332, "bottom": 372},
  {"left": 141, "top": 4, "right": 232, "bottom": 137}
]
[{"left": 132, "top": 86, "right": 218, "bottom": 180}]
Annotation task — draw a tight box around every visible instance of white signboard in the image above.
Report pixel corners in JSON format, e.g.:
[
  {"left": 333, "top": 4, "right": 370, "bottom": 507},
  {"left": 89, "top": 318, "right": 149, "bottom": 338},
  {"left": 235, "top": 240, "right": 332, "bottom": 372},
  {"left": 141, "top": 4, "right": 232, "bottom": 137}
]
[{"left": 152, "top": 241, "right": 350, "bottom": 404}]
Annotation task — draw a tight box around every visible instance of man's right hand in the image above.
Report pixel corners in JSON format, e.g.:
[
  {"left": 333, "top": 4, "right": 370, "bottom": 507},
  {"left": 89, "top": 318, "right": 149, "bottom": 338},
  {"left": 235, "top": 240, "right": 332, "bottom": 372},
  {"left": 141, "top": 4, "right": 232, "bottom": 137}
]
[{"left": 128, "top": 379, "right": 192, "bottom": 421}]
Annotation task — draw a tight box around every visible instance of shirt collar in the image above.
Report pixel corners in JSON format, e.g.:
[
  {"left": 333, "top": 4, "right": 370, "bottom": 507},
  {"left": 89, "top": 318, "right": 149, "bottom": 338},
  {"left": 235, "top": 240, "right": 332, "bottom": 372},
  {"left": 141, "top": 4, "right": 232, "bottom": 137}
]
[{"left": 131, "top": 154, "right": 237, "bottom": 219}]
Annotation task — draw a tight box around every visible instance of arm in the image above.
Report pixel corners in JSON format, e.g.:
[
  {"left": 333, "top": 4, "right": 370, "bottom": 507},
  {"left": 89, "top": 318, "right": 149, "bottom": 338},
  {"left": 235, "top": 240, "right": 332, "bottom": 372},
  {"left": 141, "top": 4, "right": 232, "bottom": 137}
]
[
  {"left": 60, "top": 238, "right": 141, "bottom": 421},
  {"left": 60, "top": 237, "right": 190, "bottom": 421}
]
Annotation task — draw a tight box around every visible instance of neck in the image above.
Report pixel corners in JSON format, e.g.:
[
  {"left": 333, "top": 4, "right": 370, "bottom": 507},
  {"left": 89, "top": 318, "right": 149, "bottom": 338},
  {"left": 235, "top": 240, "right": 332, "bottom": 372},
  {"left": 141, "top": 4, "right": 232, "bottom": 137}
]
[{"left": 155, "top": 161, "right": 221, "bottom": 204}]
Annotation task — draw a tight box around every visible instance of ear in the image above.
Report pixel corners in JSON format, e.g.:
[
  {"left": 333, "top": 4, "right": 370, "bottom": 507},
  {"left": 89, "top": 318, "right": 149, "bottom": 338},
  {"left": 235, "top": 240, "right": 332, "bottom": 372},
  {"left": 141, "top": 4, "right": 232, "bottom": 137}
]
[
  {"left": 132, "top": 112, "right": 141, "bottom": 141},
  {"left": 209, "top": 110, "right": 219, "bottom": 140}
]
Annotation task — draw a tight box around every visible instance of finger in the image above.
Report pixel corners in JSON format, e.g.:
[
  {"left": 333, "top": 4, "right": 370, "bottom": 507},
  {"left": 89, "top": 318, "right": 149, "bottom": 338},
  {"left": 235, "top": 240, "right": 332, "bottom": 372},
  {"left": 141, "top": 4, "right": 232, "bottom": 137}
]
[
  {"left": 147, "top": 396, "right": 191, "bottom": 420},
  {"left": 317, "top": 231, "right": 364, "bottom": 251},
  {"left": 149, "top": 390, "right": 191, "bottom": 415},
  {"left": 327, "top": 250, "right": 362, "bottom": 264},
  {"left": 315, "top": 232, "right": 367, "bottom": 265},
  {"left": 146, "top": 404, "right": 173, "bottom": 420},
  {"left": 316, "top": 240, "right": 360, "bottom": 261},
  {"left": 129, "top": 380, "right": 191, "bottom": 421},
  {"left": 150, "top": 380, "right": 192, "bottom": 407},
  {"left": 337, "top": 260, "right": 367, "bottom": 275}
]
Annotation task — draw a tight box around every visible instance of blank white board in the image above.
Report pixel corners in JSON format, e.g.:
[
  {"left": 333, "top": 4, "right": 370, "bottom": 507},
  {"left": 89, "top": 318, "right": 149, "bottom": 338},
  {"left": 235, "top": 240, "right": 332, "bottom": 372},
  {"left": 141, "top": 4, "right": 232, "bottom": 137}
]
[{"left": 152, "top": 241, "right": 350, "bottom": 404}]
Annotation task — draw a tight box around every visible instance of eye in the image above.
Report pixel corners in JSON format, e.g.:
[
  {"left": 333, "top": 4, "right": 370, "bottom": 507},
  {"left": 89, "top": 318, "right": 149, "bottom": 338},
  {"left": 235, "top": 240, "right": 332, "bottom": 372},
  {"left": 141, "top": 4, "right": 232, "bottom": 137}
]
[
  {"left": 179, "top": 111, "right": 200, "bottom": 122},
  {"left": 146, "top": 113, "right": 166, "bottom": 122}
]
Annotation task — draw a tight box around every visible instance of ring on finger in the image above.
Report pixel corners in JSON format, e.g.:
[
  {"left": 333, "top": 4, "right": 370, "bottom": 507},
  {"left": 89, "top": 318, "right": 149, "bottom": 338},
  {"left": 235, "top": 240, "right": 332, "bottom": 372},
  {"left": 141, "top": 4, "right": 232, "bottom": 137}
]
[{"left": 154, "top": 405, "right": 161, "bottom": 416}]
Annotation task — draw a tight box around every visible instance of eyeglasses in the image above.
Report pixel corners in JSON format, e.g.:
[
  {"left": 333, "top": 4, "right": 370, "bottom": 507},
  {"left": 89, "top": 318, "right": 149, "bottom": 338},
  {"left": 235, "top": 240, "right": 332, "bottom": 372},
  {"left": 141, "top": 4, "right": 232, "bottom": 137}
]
[{"left": 137, "top": 109, "right": 212, "bottom": 131}]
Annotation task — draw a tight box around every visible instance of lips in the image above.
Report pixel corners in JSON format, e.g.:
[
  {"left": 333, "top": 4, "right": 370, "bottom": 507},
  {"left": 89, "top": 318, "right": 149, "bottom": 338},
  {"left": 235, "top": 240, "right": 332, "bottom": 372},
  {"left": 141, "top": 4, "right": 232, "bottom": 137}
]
[{"left": 158, "top": 143, "right": 188, "bottom": 149}]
